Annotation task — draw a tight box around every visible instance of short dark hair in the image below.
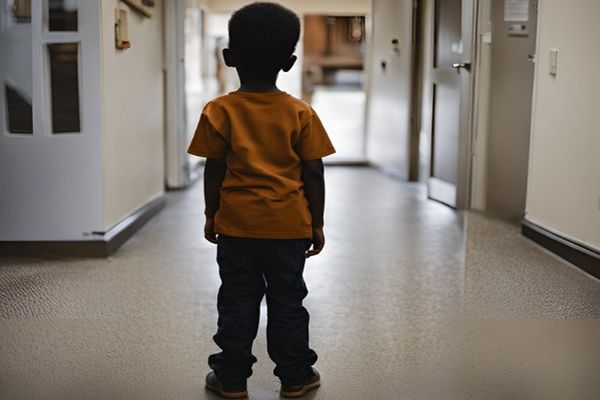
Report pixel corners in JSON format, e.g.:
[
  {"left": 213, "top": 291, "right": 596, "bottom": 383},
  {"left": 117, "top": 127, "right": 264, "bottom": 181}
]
[{"left": 228, "top": 2, "right": 301, "bottom": 79}]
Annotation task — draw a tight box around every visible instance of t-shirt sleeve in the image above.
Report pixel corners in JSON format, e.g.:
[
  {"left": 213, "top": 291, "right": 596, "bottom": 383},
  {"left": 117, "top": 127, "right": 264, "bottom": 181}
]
[
  {"left": 294, "top": 109, "right": 336, "bottom": 161},
  {"left": 187, "top": 105, "right": 229, "bottom": 159}
]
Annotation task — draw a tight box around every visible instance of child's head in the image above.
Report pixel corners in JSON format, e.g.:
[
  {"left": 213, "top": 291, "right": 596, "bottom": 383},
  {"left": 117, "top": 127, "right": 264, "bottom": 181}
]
[{"left": 224, "top": 2, "right": 300, "bottom": 82}]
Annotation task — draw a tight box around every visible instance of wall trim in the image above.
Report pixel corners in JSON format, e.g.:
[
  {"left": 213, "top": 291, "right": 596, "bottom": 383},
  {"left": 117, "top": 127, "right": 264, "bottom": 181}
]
[
  {"left": 521, "top": 219, "right": 600, "bottom": 279},
  {"left": 0, "top": 194, "right": 166, "bottom": 258},
  {"left": 324, "top": 160, "right": 371, "bottom": 167}
]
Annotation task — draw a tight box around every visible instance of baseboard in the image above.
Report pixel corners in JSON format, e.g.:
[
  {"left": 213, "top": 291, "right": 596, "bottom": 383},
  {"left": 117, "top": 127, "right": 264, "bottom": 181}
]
[
  {"left": 373, "top": 165, "right": 410, "bottom": 182},
  {"left": 0, "top": 194, "right": 167, "bottom": 258},
  {"left": 323, "top": 159, "right": 371, "bottom": 167},
  {"left": 521, "top": 219, "right": 600, "bottom": 279}
]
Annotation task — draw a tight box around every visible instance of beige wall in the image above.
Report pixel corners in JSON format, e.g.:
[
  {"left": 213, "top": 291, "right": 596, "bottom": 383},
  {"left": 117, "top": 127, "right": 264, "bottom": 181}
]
[
  {"left": 100, "top": 0, "right": 165, "bottom": 230},
  {"left": 365, "top": 0, "right": 414, "bottom": 178},
  {"left": 525, "top": 0, "right": 600, "bottom": 251}
]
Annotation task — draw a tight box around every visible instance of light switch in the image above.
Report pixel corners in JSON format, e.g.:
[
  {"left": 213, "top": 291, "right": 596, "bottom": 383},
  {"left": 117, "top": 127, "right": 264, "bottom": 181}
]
[
  {"left": 549, "top": 48, "right": 558, "bottom": 76},
  {"left": 482, "top": 22, "right": 492, "bottom": 44}
]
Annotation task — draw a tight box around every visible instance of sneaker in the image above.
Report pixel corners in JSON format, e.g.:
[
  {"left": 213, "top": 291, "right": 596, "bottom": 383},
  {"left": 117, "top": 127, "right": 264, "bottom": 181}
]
[
  {"left": 280, "top": 368, "right": 321, "bottom": 398},
  {"left": 205, "top": 371, "right": 248, "bottom": 399}
]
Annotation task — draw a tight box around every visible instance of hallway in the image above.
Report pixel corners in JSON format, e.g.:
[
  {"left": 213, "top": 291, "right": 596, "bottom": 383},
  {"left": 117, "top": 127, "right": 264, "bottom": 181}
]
[{"left": 1, "top": 168, "right": 599, "bottom": 400}]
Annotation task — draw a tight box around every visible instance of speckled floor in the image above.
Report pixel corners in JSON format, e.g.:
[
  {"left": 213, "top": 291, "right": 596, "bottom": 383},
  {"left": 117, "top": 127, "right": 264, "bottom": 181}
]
[{"left": 1, "top": 167, "right": 599, "bottom": 400}]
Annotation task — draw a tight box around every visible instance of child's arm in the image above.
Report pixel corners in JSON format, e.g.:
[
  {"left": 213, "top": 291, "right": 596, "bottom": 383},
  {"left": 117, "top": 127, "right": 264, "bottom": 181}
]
[
  {"left": 204, "top": 157, "right": 227, "bottom": 244},
  {"left": 301, "top": 159, "right": 326, "bottom": 257}
]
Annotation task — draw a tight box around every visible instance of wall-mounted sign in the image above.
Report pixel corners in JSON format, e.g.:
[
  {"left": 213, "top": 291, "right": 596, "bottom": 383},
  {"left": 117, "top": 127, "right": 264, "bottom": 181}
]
[{"left": 505, "top": 0, "right": 529, "bottom": 22}]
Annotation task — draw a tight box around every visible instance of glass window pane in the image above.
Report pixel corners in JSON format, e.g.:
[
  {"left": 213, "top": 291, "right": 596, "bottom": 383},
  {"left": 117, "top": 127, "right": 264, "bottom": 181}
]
[
  {"left": 48, "top": 0, "right": 78, "bottom": 31},
  {"left": 5, "top": 85, "right": 33, "bottom": 134},
  {"left": 48, "top": 43, "right": 80, "bottom": 134}
]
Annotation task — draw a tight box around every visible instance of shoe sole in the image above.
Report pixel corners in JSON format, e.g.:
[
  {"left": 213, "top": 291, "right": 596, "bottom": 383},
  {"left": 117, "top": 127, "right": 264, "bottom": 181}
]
[
  {"left": 205, "top": 383, "right": 248, "bottom": 399},
  {"left": 280, "top": 379, "right": 321, "bottom": 398}
]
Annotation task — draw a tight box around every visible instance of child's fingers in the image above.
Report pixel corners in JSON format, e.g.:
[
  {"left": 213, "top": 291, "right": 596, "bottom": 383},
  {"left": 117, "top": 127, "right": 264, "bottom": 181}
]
[
  {"left": 306, "top": 244, "right": 324, "bottom": 258},
  {"left": 204, "top": 233, "right": 218, "bottom": 244},
  {"left": 306, "top": 250, "right": 319, "bottom": 258}
]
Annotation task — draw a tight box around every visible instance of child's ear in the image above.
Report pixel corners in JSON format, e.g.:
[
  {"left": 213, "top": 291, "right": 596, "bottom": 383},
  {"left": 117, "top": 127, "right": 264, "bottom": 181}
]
[
  {"left": 281, "top": 55, "right": 297, "bottom": 72},
  {"left": 222, "top": 48, "right": 235, "bottom": 67}
]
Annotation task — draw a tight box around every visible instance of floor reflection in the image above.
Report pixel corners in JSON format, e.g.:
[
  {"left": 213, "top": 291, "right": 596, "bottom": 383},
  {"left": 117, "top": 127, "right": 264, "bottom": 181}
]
[{"left": 311, "top": 87, "right": 366, "bottom": 162}]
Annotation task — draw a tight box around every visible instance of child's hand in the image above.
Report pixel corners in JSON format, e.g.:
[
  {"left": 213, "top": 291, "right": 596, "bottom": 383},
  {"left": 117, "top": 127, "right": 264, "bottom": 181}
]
[
  {"left": 204, "top": 217, "right": 218, "bottom": 244},
  {"left": 306, "top": 227, "right": 325, "bottom": 258}
]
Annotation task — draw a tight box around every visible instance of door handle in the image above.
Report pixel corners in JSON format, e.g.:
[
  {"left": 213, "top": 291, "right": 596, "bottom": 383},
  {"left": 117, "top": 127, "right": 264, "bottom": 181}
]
[{"left": 452, "top": 62, "right": 471, "bottom": 72}]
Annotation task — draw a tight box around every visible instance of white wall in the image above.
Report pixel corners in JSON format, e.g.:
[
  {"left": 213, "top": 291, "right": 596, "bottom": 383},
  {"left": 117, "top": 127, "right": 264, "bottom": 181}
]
[
  {"left": 525, "top": 0, "right": 600, "bottom": 251},
  {"left": 365, "top": 0, "right": 414, "bottom": 178},
  {"left": 100, "top": 0, "right": 165, "bottom": 230}
]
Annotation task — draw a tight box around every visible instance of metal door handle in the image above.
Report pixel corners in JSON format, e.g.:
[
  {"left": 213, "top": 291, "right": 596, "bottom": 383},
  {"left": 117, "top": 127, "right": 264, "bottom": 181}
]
[{"left": 452, "top": 62, "right": 471, "bottom": 72}]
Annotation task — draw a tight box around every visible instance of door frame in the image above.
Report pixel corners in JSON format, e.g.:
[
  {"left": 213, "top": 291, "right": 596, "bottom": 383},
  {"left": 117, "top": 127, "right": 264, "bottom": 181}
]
[
  {"left": 469, "top": 0, "right": 493, "bottom": 210},
  {"left": 455, "top": 0, "right": 477, "bottom": 209},
  {"left": 416, "top": 0, "right": 478, "bottom": 209}
]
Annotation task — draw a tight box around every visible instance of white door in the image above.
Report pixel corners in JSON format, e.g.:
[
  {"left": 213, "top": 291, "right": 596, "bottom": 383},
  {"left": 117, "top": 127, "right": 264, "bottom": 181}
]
[{"left": 0, "top": 0, "right": 103, "bottom": 240}]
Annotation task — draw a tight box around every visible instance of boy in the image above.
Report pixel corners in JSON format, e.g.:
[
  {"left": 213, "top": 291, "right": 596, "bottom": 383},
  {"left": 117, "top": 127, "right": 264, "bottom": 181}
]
[{"left": 187, "top": 2, "right": 335, "bottom": 399}]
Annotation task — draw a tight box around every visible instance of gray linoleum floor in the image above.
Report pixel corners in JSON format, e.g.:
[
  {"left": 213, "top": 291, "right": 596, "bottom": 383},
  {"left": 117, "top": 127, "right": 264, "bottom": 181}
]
[{"left": 1, "top": 167, "right": 599, "bottom": 400}]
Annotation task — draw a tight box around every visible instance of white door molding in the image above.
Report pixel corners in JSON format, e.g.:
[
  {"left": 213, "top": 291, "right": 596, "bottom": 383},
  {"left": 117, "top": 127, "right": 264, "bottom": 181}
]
[{"left": 164, "top": 0, "right": 190, "bottom": 189}]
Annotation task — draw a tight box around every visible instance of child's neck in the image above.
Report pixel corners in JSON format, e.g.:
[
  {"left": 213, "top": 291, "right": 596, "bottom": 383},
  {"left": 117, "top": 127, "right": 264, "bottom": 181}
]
[{"left": 237, "top": 74, "right": 281, "bottom": 93}]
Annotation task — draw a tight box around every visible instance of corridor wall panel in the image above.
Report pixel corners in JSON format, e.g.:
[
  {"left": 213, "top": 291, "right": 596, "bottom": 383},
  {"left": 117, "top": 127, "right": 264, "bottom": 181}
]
[
  {"left": 100, "top": 0, "right": 165, "bottom": 231},
  {"left": 525, "top": 0, "right": 600, "bottom": 252},
  {"left": 365, "top": 0, "right": 414, "bottom": 179}
]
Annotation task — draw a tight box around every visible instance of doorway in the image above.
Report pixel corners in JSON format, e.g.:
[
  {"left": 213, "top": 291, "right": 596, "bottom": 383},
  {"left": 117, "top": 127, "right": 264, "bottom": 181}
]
[
  {"left": 185, "top": 10, "right": 239, "bottom": 174},
  {"left": 165, "top": 2, "right": 373, "bottom": 188},
  {"left": 164, "top": 1, "right": 237, "bottom": 188},
  {"left": 423, "top": 0, "right": 476, "bottom": 208},
  {"left": 419, "top": 0, "right": 538, "bottom": 216},
  {"left": 471, "top": 0, "right": 538, "bottom": 222},
  {"left": 302, "top": 14, "right": 369, "bottom": 163}
]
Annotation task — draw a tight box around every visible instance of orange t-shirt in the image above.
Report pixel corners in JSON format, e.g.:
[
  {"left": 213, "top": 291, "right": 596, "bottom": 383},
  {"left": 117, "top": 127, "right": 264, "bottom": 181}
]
[{"left": 187, "top": 91, "right": 336, "bottom": 239}]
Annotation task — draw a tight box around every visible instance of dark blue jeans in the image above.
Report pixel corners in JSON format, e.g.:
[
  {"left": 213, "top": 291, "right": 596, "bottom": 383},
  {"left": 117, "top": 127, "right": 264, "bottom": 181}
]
[{"left": 208, "top": 235, "right": 318, "bottom": 386}]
